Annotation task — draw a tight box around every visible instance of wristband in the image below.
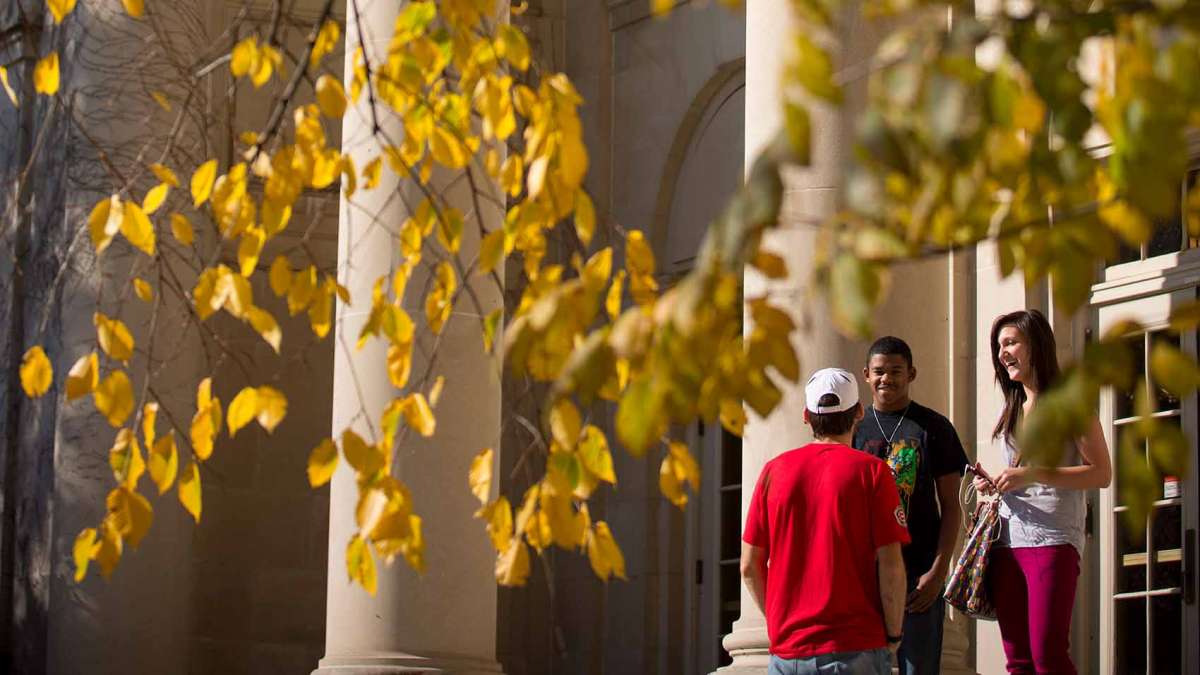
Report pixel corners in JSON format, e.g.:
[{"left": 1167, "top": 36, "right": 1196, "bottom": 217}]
[{"left": 887, "top": 633, "right": 903, "bottom": 643}]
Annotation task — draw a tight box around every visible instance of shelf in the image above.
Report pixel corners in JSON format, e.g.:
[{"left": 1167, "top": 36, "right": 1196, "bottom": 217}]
[
  {"left": 1121, "top": 548, "right": 1183, "bottom": 567},
  {"left": 1113, "top": 587, "right": 1181, "bottom": 600},
  {"left": 1113, "top": 498, "right": 1182, "bottom": 513}
]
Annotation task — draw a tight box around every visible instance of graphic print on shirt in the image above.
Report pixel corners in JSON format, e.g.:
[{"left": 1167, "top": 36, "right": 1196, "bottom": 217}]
[{"left": 885, "top": 439, "right": 920, "bottom": 517}]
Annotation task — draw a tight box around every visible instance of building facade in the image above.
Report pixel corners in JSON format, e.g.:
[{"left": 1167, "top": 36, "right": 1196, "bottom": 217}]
[{"left": 1, "top": 0, "right": 1196, "bottom": 674}]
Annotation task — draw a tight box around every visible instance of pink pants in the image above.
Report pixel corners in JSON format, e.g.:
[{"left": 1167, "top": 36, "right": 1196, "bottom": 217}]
[{"left": 988, "top": 545, "right": 1079, "bottom": 675}]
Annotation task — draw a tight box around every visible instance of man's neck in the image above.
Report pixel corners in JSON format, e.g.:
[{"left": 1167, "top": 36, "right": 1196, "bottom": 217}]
[
  {"left": 815, "top": 433, "right": 854, "bottom": 446},
  {"left": 872, "top": 396, "right": 912, "bottom": 413}
]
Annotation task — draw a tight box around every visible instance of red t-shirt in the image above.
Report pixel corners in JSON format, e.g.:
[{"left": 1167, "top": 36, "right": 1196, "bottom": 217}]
[{"left": 742, "top": 442, "right": 910, "bottom": 658}]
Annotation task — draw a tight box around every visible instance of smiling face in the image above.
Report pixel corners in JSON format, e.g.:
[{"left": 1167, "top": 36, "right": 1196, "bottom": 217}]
[
  {"left": 997, "top": 325, "right": 1033, "bottom": 386},
  {"left": 864, "top": 353, "right": 915, "bottom": 411}
]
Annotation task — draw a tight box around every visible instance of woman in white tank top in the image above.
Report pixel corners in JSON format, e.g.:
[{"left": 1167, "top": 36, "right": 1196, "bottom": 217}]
[{"left": 972, "top": 309, "right": 1111, "bottom": 675}]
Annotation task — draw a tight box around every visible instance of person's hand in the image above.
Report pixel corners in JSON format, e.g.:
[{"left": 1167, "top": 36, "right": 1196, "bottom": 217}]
[
  {"left": 906, "top": 566, "right": 946, "bottom": 612},
  {"left": 995, "top": 466, "right": 1035, "bottom": 493},
  {"left": 887, "top": 639, "right": 901, "bottom": 656},
  {"left": 972, "top": 462, "right": 995, "bottom": 496}
]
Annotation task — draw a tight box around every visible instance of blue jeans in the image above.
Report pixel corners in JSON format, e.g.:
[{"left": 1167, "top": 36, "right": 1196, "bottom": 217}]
[
  {"left": 896, "top": 574, "right": 946, "bottom": 675},
  {"left": 769, "top": 649, "right": 891, "bottom": 675}
]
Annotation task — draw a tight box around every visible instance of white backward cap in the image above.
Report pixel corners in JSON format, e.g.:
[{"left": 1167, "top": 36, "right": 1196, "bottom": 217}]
[{"left": 804, "top": 367, "right": 859, "bottom": 414}]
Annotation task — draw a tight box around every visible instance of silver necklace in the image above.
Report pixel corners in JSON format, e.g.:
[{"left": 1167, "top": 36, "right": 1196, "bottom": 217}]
[{"left": 873, "top": 403, "right": 910, "bottom": 444}]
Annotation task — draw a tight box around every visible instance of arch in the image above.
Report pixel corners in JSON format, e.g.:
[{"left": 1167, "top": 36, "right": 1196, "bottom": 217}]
[{"left": 649, "top": 57, "right": 746, "bottom": 269}]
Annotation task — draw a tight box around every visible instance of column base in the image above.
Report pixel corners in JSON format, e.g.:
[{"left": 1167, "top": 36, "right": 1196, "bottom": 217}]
[
  {"left": 312, "top": 652, "right": 504, "bottom": 675},
  {"left": 713, "top": 624, "right": 770, "bottom": 674}
]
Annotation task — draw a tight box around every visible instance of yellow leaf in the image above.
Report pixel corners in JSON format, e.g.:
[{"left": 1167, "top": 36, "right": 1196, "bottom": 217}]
[
  {"left": 606, "top": 270, "right": 625, "bottom": 321},
  {"left": 170, "top": 213, "right": 194, "bottom": 245},
  {"left": 65, "top": 351, "right": 98, "bottom": 401},
  {"left": 363, "top": 157, "right": 382, "bottom": 189},
  {"left": 316, "top": 74, "right": 347, "bottom": 119},
  {"left": 121, "top": 0, "right": 144, "bottom": 18},
  {"left": 483, "top": 308, "right": 502, "bottom": 353},
  {"left": 48, "top": 0, "right": 77, "bottom": 24},
  {"left": 346, "top": 534, "right": 378, "bottom": 594},
  {"left": 132, "top": 277, "right": 153, "bottom": 302},
  {"left": 94, "top": 518, "right": 123, "bottom": 578},
  {"left": 226, "top": 387, "right": 258, "bottom": 437},
  {"left": 549, "top": 399, "right": 582, "bottom": 448},
  {"left": 246, "top": 307, "right": 281, "bottom": 353},
  {"left": 150, "top": 91, "right": 171, "bottom": 111},
  {"left": 428, "top": 375, "right": 445, "bottom": 407},
  {"left": 288, "top": 266, "right": 317, "bottom": 315},
  {"left": 500, "top": 155, "right": 523, "bottom": 197},
  {"left": 498, "top": 24, "right": 531, "bottom": 71},
  {"left": 578, "top": 425, "right": 616, "bottom": 484},
  {"left": 190, "top": 380, "right": 220, "bottom": 462},
  {"left": 310, "top": 19, "right": 340, "bottom": 68},
  {"left": 72, "top": 528, "right": 99, "bottom": 582},
  {"left": 148, "top": 432, "right": 178, "bottom": 495},
  {"left": 669, "top": 441, "right": 701, "bottom": 490},
  {"left": 237, "top": 227, "right": 265, "bottom": 276},
  {"left": 402, "top": 393, "right": 436, "bottom": 437},
  {"left": 20, "top": 345, "right": 53, "bottom": 397},
  {"left": 477, "top": 497, "right": 513, "bottom": 552},
  {"left": 142, "top": 183, "right": 169, "bottom": 215},
  {"left": 308, "top": 281, "right": 334, "bottom": 338},
  {"left": 88, "top": 195, "right": 123, "bottom": 253},
  {"left": 479, "top": 229, "right": 507, "bottom": 274},
  {"left": 386, "top": 344, "right": 413, "bottom": 389},
  {"left": 262, "top": 198, "right": 292, "bottom": 237},
  {"left": 106, "top": 486, "right": 153, "bottom": 548},
  {"left": 230, "top": 37, "right": 258, "bottom": 78},
  {"left": 1100, "top": 200, "right": 1151, "bottom": 247},
  {"left": 307, "top": 438, "right": 339, "bottom": 487},
  {"left": 469, "top": 448, "right": 494, "bottom": 504},
  {"left": 1, "top": 66, "right": 18, "bottom": 105},
  {"left": 255, "top": 386, "right": 287, "bottom": 432},
  {"left": 495, "top": 538, "right": 531, "bottom": 587},
  {"left": 95, "top": 371, "right": 134, "bottom": 427},
  {"left": 342, "top": 429, "right": 385, "bottom": 478},
  {"left": 142, "top": 401, "right": 158, "bottom": 448},
  {"left": 191, "top": 159, "right": 218, "bottom": 207},
  {"left": 268, "top": 256, "right": 291, "bottom": 297},
  {"left": 121, "top": 201, "right": 156, "bottom": 256},
  {"left": 34, "top": 52, "right": 59, "bottom": 96},
  {"left": 150, "top": 164, "right": 179, "bottom": 187},
  {"left": 586, "top": 521, "right": 626, "bottom": 581},
  {"left": 559, "top": 135, "right": 588, "bottom": 191},
  {"left": 526, "top": 155, "right": 549, "bottom": 198},
  {"left": 574, "top": 191, "right": 596, "bottom": 247},
  {"left": 178, "top": 461, "right": 202, "bottom": 523},
  {"left": 251, "top": 44, "right": 279, "bottom": 88},
  {"left": 94, "top": 312, "right": 135, "bottom": 362},
  {"left": 720, "top": 398, "right": 747, "bottom": 436},
  {"left": 108, "top": 428, "right": 145, "bottom": 489}
]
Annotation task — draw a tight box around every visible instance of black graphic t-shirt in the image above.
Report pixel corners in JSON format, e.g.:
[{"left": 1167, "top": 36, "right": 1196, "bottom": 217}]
[{"left": 852, "top": 401, "right": 968, "bottom": 576}]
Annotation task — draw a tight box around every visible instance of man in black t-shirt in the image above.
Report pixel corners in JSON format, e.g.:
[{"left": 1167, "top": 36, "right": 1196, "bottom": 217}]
[{"left": 853, "top": 336, "right": 968, "bottom": 675}]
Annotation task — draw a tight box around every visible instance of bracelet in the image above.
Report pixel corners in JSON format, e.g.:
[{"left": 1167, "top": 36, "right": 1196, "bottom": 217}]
[{"left": 887, "top": 633, "right": 903, "bottom": 643}]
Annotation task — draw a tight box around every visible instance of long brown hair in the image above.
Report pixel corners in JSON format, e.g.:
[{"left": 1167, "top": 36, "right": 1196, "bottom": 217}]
[{"left": 991, "top": 309, "right": 1061, "bottom": 439}]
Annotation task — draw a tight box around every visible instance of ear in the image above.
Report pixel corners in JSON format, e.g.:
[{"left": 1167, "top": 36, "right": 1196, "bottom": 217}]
[
  {"left": 853, "top": 403, "right": 865, "bottom": 422},
  {"left": 909, "top": 366, "right": 918, "bottom": 382},
  {"left": 803, "top": 408, "right": 812, "bottom": 425},
  {"left": 862, "top": 365, "right": 870, "bottom": 381}
]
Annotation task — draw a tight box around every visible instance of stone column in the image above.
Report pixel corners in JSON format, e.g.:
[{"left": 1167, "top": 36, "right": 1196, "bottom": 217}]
[
  {"left": 312, "top": 1, "right": 505, "bottom": 673},
  {"left": 718, "top": 1, "right": 865, "bottom": 671}
]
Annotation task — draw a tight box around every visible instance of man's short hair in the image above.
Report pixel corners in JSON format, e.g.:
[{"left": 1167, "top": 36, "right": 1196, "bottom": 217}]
[
  {"left": 867, "top": 336, "right": 913, "bottom": 368},
  {"left": 808, "top": 394, "right": 860, "bottom": 437}
]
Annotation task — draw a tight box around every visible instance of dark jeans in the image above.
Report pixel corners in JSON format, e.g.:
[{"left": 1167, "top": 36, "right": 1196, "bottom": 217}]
[
  {"left": 895, "top": 573, "right": 946, "bottom": 675},
  {"left": 769, "top": 649, "right": 891, "bottom": 675}
]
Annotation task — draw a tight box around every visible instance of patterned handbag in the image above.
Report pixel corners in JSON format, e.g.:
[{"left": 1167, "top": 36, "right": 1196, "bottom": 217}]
[{"left": 943, "top": 471, "right": 1001, "bottom": 620}]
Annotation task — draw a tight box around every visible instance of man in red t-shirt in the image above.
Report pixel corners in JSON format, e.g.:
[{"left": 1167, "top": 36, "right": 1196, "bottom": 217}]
[{"left": 741, "top": 368, "right": 909, "bottom": 674}]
